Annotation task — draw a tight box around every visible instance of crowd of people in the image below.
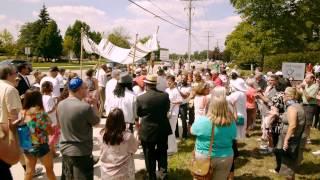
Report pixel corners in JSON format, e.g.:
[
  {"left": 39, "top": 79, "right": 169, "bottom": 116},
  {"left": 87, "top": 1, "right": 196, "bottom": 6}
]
[{"left": 0, "top": 61, "right": 319, "bottom": 180}]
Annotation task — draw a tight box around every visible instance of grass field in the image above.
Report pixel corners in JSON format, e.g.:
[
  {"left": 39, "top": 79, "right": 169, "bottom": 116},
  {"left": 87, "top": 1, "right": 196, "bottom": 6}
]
[{"left": 136, "top": 124, "right": 320, "bottom": 180}]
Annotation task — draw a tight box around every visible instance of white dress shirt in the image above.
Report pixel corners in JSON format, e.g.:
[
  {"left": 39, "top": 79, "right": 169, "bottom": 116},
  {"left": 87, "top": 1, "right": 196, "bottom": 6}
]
[
  {"left": 105, "top": 78, "right": 118, "bottom": 104},
  {"left": 105, "top": 89, "right": 137, "bottom": 123},
  {"left": 165, "top": 87, "right": 183, "bottom": 116},
  {"left": 96, "top": 68, "right": 107, "bottom": 88}
]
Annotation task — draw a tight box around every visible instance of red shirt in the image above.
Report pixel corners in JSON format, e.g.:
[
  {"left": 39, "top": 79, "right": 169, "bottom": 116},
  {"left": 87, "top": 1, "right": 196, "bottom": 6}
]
[
  {"left": 246, "top": 87, "right": 257, "bottom": 109},
  {"left": 212, "top": 76, "right": 223, "bottom": 87}
]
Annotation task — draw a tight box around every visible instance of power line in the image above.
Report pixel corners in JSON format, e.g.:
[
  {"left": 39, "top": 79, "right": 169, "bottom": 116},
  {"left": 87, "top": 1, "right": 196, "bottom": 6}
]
[
  {"left": 147, "top": 0, "right": 187, "bottom": 27},
  {"left": 128, "top": 0, "right": 188, "bottom": 30}
]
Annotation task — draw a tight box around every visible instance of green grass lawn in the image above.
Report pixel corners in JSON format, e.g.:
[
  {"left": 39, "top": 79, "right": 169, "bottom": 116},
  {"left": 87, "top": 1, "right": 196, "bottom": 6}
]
[{"left": 136, "top": 125, "right": 320, "bottom": 180}]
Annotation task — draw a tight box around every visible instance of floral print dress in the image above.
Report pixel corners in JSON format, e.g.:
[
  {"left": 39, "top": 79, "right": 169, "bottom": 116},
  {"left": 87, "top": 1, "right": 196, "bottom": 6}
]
[{"left": 22, "top": 107, "right": 52, "bottom": 146}]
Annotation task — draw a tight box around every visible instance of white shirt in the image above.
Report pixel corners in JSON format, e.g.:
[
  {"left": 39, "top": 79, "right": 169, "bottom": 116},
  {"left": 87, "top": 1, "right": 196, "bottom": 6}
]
[
  {"left": 40, "top": 76, "right": 60, "bottom": 98},
  {"left": 133, "top": 85, "right": 144, "bottom": 96},
  {"left": 96, "top": 68, "right": 107, "bottom": 87},
  {"left": 178, "top": 85, "right": 191, "bottom": 104},
  {"left": 314, "top": 65, "right": 320, "bottom": 73},
  {"left": 42, "top": 94, "right": 57, "bottom": 125},
  {"left": 104, "top": 89, "right": 137, "bottom": 123},
  {"left": 105, "top": 78, "right": 118, "bottom": 104},
  {"left": 56, "top": 73, "right": 65, "bottom": 89},
  {"left": 227, "top": 91, "right": 247, "bottom": 118},
  {"left": 156, "top": 76, "right": 167, "bottom": 92},
  {"left": 165, "top": 87, "right": 183, "bottom": 117}
]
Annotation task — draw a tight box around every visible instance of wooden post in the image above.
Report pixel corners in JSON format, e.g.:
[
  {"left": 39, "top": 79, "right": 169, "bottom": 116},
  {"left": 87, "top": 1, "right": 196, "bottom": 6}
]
[
  {"left": 80, "top": 27, "right": 84, "bottom": 78},
  {"left": 132, "top": 33, "right": 138, "bottom": 74}
]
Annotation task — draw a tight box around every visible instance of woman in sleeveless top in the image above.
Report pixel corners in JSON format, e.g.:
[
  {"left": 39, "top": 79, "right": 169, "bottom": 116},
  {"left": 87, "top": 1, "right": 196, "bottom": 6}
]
[
  {"left": 84, "top": 69, "right": 99, "bottom": 109},
  {"left": 275, "top": 87, "right": 306, "bottom": 179}
]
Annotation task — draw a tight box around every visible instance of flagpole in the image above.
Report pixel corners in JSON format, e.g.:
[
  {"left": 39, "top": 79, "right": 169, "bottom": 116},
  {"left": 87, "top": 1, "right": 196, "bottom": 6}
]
[
  {"left": 132, "top": 33, "right": 138, "bottom": 74},
  {"left": 80, "top": 27, "right": 84, "bottom": 79}
]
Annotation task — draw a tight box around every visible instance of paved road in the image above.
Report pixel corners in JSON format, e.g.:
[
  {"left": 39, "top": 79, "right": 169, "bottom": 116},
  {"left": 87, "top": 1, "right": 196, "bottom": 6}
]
[
  {"left": 11, "top": 117, "right": 184, "bottom": 179},
  {"left": 10, "top": 117, "right": 148, "bottom": 179}
]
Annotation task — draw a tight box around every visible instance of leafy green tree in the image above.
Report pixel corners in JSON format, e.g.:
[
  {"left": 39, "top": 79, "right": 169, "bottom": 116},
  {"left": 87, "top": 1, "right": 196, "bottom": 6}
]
[
  {"left": 0, "top": 29, "right": 17, "bottom": 55},
  {"left": 63, "top": 35, "right": 74, "bottom": 57},
  {"left": 17, "top": 21, "right": 42, "bottom": 56},
  {"left": 17, "top": 4, "right": 57, "bottom": 57},
  {"left": 139, "top": 36, "right": 151, "bottom": 44},
  {"left": 228, "top": 0, "right": 320, "bottom": 68},
  {"left": 107, "top": 27, "right": 131, "bottom": 49},
  {"left": 64, "top": 20, "right": 102, "bottom": 58},
  {"left": 38, "top": 20, "right": 63, "bottom": 60}
]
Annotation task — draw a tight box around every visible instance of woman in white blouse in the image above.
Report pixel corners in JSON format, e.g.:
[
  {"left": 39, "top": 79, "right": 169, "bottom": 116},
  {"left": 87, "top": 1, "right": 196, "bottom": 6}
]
[{"left": 165, "top": 75, "right": 183, "bottom": 154}]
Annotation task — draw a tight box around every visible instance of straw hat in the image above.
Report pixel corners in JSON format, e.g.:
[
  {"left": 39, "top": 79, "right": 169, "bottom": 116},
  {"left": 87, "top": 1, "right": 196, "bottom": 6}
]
[{"left": 143, "top": 74, "right": 158, "bottom": 85}]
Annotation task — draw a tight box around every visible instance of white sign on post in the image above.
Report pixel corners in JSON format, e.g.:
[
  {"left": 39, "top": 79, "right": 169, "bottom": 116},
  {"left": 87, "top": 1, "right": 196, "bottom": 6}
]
[
  {"left": 25, "top": 47, "right": 31, "bottom": 55},
  {"left": 282, "top": 62, "right": 305, "bottom": 80},
  {"left": 160, "top": 49, "right": 169, "bottom": 61}
]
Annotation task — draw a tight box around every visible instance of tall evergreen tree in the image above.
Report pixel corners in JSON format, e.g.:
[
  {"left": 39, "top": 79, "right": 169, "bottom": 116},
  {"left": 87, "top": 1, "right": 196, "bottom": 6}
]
[
  {"left": 38, "top": 20, "right": 63, "bottom": 59},
  {"left": 38, "top": 4, "right": 50, "bottom": 28}
]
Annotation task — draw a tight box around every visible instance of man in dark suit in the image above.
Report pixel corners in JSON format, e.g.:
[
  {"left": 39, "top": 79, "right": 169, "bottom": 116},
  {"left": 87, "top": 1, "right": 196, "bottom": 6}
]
[
  {"left": 137, "top": 74, "right": 171, "bottom": 180},
  {"left": 16, "top": 64, "right": 31, "bottom": 97}
]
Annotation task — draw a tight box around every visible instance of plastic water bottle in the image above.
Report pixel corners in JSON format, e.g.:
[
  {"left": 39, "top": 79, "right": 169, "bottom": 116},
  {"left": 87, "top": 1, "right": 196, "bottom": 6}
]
[{"left": 17, "top": 124, "right": 32, "bottom": 150}]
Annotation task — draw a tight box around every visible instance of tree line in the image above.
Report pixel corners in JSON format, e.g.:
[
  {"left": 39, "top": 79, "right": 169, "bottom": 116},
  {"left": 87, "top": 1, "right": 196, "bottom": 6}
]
[
  {"left": 225, "top": 0, "right": 320, "bottom": 70},
  {"left": 0, "top": 5, "right": 134, "bottom": 62}
]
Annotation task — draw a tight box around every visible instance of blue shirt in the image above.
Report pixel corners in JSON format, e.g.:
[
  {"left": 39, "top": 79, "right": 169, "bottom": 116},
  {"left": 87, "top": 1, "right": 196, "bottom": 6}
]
[{"left": 191, "top": 116, "right": 237, "bottom": 158}]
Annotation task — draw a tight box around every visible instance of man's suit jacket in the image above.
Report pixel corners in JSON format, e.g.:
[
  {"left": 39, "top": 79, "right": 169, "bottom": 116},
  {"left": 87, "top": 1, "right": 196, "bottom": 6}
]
[
  {"left": 137, "top": 88, "right": 172, "bottom": 142},
  {"left": 17, "top": 74, "right": 30, "bottom": 96}
]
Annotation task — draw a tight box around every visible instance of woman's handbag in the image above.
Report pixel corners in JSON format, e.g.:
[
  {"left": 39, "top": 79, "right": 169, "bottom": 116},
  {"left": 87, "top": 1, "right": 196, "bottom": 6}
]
[{"left": 189, "top": 124, "right": 215, "bottom": 180}]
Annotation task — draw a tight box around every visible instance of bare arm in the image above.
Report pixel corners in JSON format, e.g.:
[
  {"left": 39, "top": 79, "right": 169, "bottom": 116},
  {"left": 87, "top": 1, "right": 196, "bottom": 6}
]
[{"left": 283, "top": 106, "right": 298, "bottom": 150}]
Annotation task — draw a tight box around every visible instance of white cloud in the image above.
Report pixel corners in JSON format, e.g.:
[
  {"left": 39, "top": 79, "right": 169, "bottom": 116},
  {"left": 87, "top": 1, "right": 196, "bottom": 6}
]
[
  {"left": 0, "top": 2, "right": 240, "bottom": 53},
  {"left": 43, "top": 5, "right": 110, "bottom": 35},
  {"left": 0, "top": 14, "right": 23, "bottom": 40}
]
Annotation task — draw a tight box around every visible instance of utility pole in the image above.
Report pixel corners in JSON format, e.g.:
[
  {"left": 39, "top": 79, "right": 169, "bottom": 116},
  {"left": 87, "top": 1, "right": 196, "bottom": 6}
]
[
  {"left": 206, "top": 31, "right": 214, "bottom": 61},
  {"left": 187, "top": 0, "right": 192, "bottom": 69},
  {"left": 182, "top": 0, "right": 202, "bottom": 69}
]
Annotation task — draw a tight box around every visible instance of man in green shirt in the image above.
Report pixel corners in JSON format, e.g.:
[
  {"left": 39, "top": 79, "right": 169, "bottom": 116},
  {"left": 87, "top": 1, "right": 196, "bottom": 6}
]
[{"left": 298, "top": 73, "right": 319, "bottom": 141}]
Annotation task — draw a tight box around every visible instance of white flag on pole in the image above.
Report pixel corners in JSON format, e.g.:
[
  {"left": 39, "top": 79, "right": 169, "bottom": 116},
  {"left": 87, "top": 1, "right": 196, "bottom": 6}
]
[{"left": 82, "top": 34, "right": 100, "bottom": 54}]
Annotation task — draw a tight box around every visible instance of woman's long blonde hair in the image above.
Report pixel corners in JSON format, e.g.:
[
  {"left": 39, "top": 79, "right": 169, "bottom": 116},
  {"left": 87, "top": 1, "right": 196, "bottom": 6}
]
[{"left": 207, "top": 86, "right": 234, "bottom": 126}]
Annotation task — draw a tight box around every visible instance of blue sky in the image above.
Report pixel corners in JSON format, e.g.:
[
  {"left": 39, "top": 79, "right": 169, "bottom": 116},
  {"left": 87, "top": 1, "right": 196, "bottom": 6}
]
[{"left": 0, "top": 0, "right": 241, "bottom": 53}]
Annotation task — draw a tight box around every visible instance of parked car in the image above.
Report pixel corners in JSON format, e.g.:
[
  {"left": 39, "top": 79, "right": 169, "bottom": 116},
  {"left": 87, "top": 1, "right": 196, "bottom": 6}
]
[{"left": 0, "top": 59, "right": 33, "bottom": 72}]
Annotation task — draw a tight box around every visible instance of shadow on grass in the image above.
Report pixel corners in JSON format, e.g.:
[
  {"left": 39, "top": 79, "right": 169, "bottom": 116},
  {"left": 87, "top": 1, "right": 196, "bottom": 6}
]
[
  {"left": 237, "top": 142, "right": 246, "bottom": 148},
  {"left": 235, "top": 157, "right": 249, "bottom": 169},
  {"left": 177, "top": 138, "right": 195, "bottom": 153},
  {"left": 135, "top": 168, "right": 192, "bottom": 180},
  {"left": 250, "top": 131, "right": 262, "bottom": 137},
  {"left": 235, "top": 173, "right": 272, "bottom": 180},
  {"left": 297, "top": 161, "right": 320, "bottom": 175},
  {"left": 239, "top": 148, "right": 272, "bottom": 160},
  {"left": 311, "top": 139, "right": 320, "bottom": 145}
]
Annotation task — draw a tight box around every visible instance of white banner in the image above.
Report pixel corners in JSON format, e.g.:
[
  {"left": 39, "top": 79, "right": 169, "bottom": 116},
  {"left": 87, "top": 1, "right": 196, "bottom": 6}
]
[
  {"left": 282, "top": 62, "right": 305, "bottom": 80},
  {"left": 82, "top": 32, "right": 159, "bottom": 64}
]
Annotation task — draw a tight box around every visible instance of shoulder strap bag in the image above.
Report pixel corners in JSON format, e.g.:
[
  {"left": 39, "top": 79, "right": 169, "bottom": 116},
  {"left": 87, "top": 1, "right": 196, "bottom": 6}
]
[{"left": 189, "top": 123, "right": 215, "bottom": 180}]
